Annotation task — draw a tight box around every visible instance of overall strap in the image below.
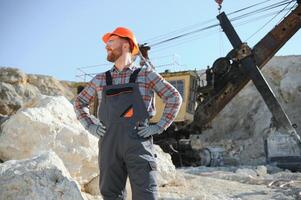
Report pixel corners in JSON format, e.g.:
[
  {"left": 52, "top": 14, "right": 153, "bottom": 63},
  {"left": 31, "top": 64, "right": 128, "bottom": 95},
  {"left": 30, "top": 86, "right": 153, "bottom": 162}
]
[
  {"left": 129, "top": 68, "right": 142, "bottom": 83},
  {"left": 105, "top": 70, "right": 113, "bottom": 86}
]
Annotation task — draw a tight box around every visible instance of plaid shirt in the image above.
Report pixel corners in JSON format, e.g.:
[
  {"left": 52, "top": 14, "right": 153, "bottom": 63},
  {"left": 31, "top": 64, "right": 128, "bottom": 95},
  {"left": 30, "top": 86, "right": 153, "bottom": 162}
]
[{"left": 74, "top": 65, "right": 182, "bottom": 131}]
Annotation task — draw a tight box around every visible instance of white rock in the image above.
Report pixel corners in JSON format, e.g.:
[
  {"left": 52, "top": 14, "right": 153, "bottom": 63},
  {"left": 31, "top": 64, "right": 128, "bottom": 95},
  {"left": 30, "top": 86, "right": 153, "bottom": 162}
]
[
  {"left": 84, "top": 176, "right": 100, "bottom": 196},
  {"left": 27, "top": 74, "right": 75, "bottom": 100},
  {"left": 0, "top": 67, "right": 75, "bottom": 116},
  {"left": 0, "top": 67, "right": 27, "bottom": 84},
  {"left": 0, "top": 95, "right": 99, "bottom": 186},
  {"left": 154, "top": 144, "right": 177, "bottom": 186},
  {"left": 235, "top": 168, "right": 258, "bottom": 177},
  {"left": 256, "top": 165, "right": 268, "bottom": 177},
  {"left": 0, "top": 151, "right": 87, "bottom": 200},
  {"left": 0, "top": 81, "right": 41, "bottom": 115},
  {"left": 84, "top": 193, "right": 103, "bottom": 200}
]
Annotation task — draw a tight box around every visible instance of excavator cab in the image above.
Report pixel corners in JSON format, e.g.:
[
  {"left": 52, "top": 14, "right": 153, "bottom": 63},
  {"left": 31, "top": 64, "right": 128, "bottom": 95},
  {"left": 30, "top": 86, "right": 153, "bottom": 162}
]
[{"left": 150, "top": 70, "right": 199, "bottom": 125}]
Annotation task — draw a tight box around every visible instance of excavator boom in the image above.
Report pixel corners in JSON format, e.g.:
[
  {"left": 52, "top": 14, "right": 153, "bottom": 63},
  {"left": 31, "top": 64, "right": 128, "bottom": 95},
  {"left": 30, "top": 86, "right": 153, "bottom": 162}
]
[{"left": 193, "top": 4, "right": 301, "bottom": 130}]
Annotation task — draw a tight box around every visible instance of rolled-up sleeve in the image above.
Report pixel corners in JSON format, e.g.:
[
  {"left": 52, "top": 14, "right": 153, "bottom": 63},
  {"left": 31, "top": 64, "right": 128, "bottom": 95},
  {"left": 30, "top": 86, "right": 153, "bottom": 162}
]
[{"left": 147, "top": 69, "right": 182, "bottom": 130}]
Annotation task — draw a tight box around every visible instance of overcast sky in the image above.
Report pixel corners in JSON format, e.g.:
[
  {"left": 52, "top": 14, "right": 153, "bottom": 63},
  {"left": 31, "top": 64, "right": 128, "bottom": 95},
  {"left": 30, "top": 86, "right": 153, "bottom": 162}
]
[{"left": 1, "top": 0, "right": 300, "bottom": 81}]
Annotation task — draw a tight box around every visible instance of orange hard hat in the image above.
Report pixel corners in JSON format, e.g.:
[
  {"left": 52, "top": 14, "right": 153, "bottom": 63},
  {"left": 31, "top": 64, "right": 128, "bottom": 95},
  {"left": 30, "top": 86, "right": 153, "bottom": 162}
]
[{"left": 102, "top": 27, "right": 139, "bottom": 55}]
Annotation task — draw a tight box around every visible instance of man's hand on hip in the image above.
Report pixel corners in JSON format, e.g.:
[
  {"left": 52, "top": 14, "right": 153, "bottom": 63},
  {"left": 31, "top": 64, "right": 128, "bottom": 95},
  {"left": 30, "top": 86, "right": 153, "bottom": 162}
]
[
  {"left": 137, "top": 124, "right": 163, "bottom": 138},
  {"left": 88, "top": 123, "right": 106, "bottom": 138}
]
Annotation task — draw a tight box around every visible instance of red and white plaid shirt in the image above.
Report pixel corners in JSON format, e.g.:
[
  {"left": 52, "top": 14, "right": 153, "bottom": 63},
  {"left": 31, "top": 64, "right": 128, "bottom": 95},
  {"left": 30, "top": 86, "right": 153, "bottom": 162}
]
[{"left": 74, "top": 65, "right": 182, "bottom": 131}]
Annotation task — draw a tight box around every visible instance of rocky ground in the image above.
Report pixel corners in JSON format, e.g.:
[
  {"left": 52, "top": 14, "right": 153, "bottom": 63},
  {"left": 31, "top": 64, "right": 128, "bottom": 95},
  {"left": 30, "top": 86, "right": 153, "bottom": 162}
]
[
  {"left": 159, "top": 166, "right": 301, "bottom": 200},
  {"left": 1, "top": 55, "right": 301, "bottom": 199}
]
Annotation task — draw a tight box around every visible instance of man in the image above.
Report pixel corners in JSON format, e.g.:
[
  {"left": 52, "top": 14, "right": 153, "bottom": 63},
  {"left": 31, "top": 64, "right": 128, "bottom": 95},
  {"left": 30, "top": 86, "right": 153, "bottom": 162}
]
[{"left": 74, "top": 27, "right": 182, "bottom": 200}]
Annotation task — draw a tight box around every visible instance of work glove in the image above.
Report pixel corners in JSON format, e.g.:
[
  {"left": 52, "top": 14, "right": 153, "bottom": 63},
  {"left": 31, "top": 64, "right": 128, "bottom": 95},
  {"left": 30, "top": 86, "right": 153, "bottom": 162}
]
[
  {"left": 88, "top": 123, "right": 106, "bottom": 139},
  {"left": 137, "top": 124, "right": 163, "bottom": 138}
]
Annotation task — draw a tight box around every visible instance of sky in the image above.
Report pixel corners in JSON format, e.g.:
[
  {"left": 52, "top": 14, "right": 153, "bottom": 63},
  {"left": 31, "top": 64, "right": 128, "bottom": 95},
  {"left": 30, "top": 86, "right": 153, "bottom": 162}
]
[{"left": 0, "top": 0, "right": 300, "bottom": 81}]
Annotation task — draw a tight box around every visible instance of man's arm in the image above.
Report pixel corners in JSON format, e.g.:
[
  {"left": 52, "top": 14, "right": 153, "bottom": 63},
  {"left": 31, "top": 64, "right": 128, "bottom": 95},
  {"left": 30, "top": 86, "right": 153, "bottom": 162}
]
[
  {"left": 73, "top": 75, "right": 105, "bottom": 138},
  {"left": 147, "top": 69, "right": 183, "bottom": 131}
]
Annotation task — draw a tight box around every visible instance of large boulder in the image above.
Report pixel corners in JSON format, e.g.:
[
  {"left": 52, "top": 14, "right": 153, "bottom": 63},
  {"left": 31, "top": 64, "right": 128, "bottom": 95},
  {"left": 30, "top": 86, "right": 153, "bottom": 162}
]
[
  {"left": 195, "top": 55, "right": 301, "bottom": 165},
  {"left": 0, "top": 95, "right": 99, "bottom": 186},
  {"left": 154, "top": 145, "right": 178, "bottom": 186},
  {"left": 0, "top": 67, "right": 27, "bottom": 84},
  {"left": 0, "top": 151, "right": 87, "bottom": 200},
  {"left": 0, "top": 67, "right": 41, "bottom": 115},
  {"left": 0, "top": 67, "right": 75, "bottom": 116},
  {"left": 27, "top": 74, "right": 74, "bottom": 100},
  {"left": 0, "top": 80, "right": 41, "bottom": 115}
]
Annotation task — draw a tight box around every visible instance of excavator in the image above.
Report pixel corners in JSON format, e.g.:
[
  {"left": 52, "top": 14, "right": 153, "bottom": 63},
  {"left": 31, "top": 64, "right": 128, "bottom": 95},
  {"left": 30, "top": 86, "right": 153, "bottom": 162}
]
[
  {"left": 193, "top": 0, "right": 301, "bottom": 171},
  {"left": 140, "top": 0, "right": 301, "bottom": 171}
]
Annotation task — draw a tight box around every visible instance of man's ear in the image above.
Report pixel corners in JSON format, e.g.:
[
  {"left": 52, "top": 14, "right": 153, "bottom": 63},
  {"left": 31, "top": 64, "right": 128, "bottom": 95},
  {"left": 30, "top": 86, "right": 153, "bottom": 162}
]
[{"left": 122, "top": 42, "right": 131, "bottom": 53}]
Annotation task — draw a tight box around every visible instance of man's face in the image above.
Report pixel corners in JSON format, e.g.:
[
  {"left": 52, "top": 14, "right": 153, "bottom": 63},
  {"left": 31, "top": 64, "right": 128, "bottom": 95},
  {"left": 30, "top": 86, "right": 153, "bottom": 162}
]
[{"left": 105, "top": 35, "right": 128, "bottom": 63}]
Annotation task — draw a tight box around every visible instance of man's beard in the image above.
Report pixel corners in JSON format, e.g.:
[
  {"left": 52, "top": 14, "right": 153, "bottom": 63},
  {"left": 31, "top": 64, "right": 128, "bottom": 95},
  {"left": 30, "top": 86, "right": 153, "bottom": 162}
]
[{"left": 106, "top": 47, "right": 122, "bottom": 63}]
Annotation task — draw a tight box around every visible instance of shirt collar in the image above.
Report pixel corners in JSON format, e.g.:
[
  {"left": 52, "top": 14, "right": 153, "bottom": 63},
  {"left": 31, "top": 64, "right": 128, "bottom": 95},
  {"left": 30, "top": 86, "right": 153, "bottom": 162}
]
[{"left": 110, "top": 64, "right": 137, "bottom": 73}]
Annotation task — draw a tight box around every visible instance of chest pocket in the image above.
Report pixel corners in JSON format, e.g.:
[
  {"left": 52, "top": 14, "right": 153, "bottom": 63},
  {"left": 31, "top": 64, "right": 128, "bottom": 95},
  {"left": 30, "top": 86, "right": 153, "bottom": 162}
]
[{"left": 105, "top": 86, "right": 135, "bottom": 119}]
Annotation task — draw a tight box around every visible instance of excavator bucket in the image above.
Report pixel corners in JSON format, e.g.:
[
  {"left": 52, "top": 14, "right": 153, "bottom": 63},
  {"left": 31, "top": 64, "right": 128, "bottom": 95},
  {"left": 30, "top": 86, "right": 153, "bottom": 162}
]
[{"left": 265, "top": 130, "right": 301, "bottom": 171}]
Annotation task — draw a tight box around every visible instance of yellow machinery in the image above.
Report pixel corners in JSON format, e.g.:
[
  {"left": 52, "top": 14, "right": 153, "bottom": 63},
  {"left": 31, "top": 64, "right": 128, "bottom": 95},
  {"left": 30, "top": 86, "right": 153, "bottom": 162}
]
[{"left": 150, "top": 70, "right": 199, "bottom": 125}]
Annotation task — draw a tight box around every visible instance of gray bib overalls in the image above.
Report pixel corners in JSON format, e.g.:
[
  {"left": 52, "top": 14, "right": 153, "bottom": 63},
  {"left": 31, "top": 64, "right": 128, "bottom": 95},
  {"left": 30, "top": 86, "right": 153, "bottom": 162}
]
[{"left": 97, "top": 68, "right": 158, "bottom": 200}]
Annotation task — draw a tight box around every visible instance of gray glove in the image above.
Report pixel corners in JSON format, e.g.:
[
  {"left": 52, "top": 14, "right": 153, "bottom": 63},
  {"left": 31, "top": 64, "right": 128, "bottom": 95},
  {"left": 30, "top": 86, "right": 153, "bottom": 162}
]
[
  {"left": 88, "top": 123, "right": 106, "bottom": 138},
  {"left": 137, "top": 124, "right": 163, "bottom": 138}
]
